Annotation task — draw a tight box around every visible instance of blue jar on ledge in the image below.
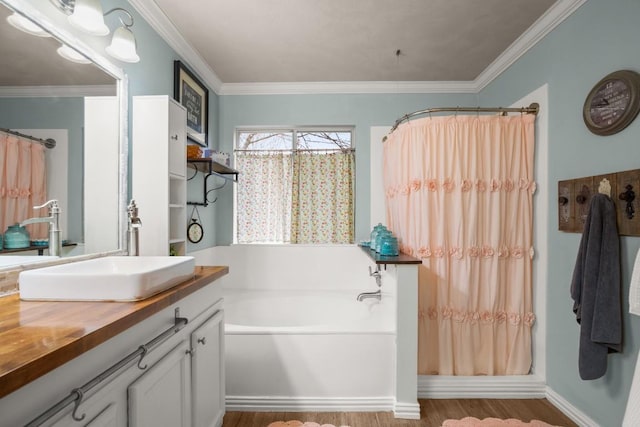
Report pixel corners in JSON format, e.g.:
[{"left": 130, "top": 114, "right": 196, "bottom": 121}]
[{"left": 3, "top": 224, "right": 30, "bottom": 249}]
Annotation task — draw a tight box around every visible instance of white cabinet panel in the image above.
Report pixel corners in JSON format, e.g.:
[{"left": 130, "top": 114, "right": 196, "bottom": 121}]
[
  {"left": 133, "top": 95, "right": 187, "bottom": 256},
  {"left": 191, "top": 309, "right": 225, "bottom": 427},
  {"left": 128, "top": 341, "right": 192, "bottom": 427}
]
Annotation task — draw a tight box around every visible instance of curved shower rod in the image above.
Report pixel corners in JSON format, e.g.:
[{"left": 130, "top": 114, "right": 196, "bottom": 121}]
[{"left": 384, "top": 102, "right": 540, "bottom": 140}]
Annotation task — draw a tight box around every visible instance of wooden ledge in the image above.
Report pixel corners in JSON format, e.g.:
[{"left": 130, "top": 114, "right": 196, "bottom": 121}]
[{"left": 359, "top": 246, "right": 421, "bottom": 265}]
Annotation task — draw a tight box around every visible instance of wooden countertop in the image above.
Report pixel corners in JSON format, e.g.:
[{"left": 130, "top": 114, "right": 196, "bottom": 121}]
[{"left": 0, "top": 265, "right": 228, "bottom": 399}]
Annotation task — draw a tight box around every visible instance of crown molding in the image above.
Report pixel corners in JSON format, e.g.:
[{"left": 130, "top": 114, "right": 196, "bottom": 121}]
[
  {"left": 127, "top": 0, "right": 222, "bottom": 93},
  {"left": 0, "top": 85, "right": 116, "bottom": 97},
  {"left": 218, "top": 80, "right": 477, "bottom": 96},
  {"left": 474, "top": 0, "right": 588, "bottom": 91},
  {"left": 130, "top": 0, "right": 585, "bottom": 96}
]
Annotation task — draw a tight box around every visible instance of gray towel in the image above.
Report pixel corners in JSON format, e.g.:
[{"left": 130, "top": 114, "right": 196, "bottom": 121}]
[{"left": 570, "top": 193, "right": 622, "bottom": 380}]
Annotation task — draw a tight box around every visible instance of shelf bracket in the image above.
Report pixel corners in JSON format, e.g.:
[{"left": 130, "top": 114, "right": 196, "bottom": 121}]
[{"left": 186, "top": 158, "right": 239, "bottom": 206}]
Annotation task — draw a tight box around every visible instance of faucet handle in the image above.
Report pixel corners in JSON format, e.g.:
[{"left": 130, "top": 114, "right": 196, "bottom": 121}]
[
  {"left": 33, "top": 199, "right": 59, "bottom": 212},
  {"left": 368, "top": 265, "right": 381, "bottom": 277}
]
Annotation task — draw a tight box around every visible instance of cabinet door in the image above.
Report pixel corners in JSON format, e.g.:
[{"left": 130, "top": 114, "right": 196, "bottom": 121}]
[
  {"left": 191, "top": 309, "right": 225, "bottom": 427},
  {"left": 128, "top": 341, "right": 192, "bottom": 427},
  {"left": 168, "top": 100, "right": 186, "bottom": 178}
]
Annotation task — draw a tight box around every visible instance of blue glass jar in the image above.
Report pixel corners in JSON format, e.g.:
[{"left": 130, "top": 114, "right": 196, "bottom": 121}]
[
  {"left": 3, "top": 224, "right": 30, "bottom": 249},
  {"left": 380, "top": 235, "right": 399, "bottom": 256},
  {"left": 370, "top": 223, "right": 386, "bottom": 251},
  {"left": 374, "top": 229, "right": 391, "bottom": 253}
]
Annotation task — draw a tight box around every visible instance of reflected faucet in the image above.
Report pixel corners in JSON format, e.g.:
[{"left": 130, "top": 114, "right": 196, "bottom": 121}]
[
  {"left": 127, "top": 199, "right": 141, "bottom": 256},
  {"left": 20, "top": 200, "right": 61, "bottom": 256}
]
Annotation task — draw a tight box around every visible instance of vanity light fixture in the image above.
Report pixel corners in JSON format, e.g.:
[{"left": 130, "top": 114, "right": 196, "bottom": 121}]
[
  {"left": 6, "top": 12, "right": 52, "bottom": 37},
  {"left": 57, "top": 44, "right": 92, "bottom": 64},
  {"left": 67, "top": 0, "right": 109, "bottom": 36},
  {"left": 49, "top": 0, "right": 140, "bottom": 63}
]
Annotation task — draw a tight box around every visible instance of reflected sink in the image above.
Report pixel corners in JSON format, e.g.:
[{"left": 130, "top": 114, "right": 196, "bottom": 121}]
[{"left": 19, "top": 256, "right": 195, "bottom": 301}]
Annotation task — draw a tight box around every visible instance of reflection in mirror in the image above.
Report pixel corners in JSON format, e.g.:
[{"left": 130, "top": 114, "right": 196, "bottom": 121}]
[{"left": 0, "top": 1, "right": 126, "bottom": 272}]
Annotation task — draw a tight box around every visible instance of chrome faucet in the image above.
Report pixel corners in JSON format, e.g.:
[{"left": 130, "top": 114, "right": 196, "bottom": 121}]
[
  {"left": 20, "top": 200, "right": 61, "bottom": 256},
  {"left": 357, "top": 265, "right": 383, "bottom": 301},
  {"left": 127, "top": 199, "right": 142, "bottom": 256},
  {"left": 357, "top": 289, "right": 382, "bottom": 302}
]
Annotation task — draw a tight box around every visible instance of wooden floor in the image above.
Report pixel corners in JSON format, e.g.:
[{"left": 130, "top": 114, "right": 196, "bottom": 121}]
[{"left": 222, "top": 399, "right": 578, "bottom": 427}]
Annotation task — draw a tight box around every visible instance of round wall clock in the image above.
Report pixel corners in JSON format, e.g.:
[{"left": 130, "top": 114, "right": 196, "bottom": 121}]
[
  {"left": 187, "top": 219, "right": 203, "bottom": 243},
  {"left": 583, "top": 70, "right": 640, "bottom": 136}
]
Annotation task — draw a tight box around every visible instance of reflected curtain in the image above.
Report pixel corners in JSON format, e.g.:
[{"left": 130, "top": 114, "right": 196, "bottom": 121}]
[
  {"left": 383, "top": 114, "right": 536, "bottom": 375},
  {"left": 0, "top": 133, "right": 47, "bottom": 239},
  {"left": 291, "top": 151, "right": 355, "bottom": 244}
]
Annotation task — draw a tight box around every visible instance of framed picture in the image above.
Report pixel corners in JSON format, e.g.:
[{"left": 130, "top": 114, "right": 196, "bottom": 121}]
[{"left": 174, "top": 60, "right": 209, "bottom": 147}]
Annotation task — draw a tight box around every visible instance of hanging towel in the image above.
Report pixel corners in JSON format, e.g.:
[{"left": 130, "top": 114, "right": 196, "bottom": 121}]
[
  {"left": 570, "top": 193, "right": 622, "bottom": 380},
  {"left": 629, "top": 249, "right": 640, "bottom": 316},
  {"left": 622, "top": 250, "right": 640, "bottom": 425}
]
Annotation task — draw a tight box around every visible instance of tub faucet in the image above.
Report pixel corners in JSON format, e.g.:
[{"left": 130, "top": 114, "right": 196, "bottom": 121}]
[
  {"left": 20, "top": 200, "right": 61, "bottom": 256},
  {"left": 369, "top": 265, "right": 382, "bottom": 287},
  {"left": 127, "top": 199, "right": 142, "bottom": 256},
  {"left": 357, "top": 289, "right": 382, "bottom": 302}
]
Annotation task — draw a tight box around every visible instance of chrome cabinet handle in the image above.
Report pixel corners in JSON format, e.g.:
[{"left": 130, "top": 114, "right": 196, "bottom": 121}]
[
  {"left": 170, "top": 134, "right": 179, "bottom": 140},
  {"left": 197, "top": 337, "right": 206, "bottom": 345}
]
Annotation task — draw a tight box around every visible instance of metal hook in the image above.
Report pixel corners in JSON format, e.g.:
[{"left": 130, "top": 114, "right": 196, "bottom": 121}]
[
  {"left": 71, "top": 388, "right": 86, "bottom": 422},
  {"left": 137, "top": 345, "right": 149, "bottom": 370}
]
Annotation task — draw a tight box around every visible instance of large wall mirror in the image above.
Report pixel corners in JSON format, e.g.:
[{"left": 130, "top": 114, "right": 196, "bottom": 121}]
[{"left": 0, "top": 0, "right": 128, "bottom": 272}]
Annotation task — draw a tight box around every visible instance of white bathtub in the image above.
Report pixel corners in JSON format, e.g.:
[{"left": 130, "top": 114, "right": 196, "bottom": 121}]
[{"left": 224, "top": 289, "right": 397, "bottom": 411}]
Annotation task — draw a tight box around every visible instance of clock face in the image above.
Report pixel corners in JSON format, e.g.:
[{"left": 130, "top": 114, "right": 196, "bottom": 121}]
[
  {"left": 583, "top": 70, "right": 640, "bottom": 135},
  {"left": 187, "top": 221, "right": 203, "bottom": 243}
]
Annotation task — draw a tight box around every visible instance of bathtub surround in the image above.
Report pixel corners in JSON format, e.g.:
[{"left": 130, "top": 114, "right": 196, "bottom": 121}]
[{"left": 190, "top": 244, "right": 421, "bottom": 419}]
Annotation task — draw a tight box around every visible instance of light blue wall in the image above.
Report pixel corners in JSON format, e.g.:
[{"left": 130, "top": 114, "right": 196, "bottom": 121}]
[
  {"left": 480, "top": 0, "right": 640, "bottom": 425},
  {"left": 215, "top": 92, "right": 478, "bottom": 245},
  {"left": 0, "top": 97, "right": 84, "bottom": 241},
  {"left": 101, "top": 0, "right": 220, "bottom": 253}
]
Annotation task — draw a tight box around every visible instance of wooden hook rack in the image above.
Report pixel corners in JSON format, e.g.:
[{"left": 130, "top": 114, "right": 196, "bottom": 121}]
[{"left": 558, "top": 168, "right": 640, "bottom": 236}]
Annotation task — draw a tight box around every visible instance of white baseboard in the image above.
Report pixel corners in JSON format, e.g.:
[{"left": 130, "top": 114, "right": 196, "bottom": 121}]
[
  {"left": 545, "top": 386, "right": 599, "bottom": 427},
  {"left": 394, "top": 401, "right": 421, "bottom": 419},
  {"left": 225, "top": 396, "right": 395, "bottom": 413},
  {"left": 418, "top": 375, "right": 547, "bottom": 398}
]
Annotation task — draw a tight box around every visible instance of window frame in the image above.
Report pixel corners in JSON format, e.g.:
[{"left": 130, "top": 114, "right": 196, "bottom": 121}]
[{"left": 232, "top": 126, "right": 356, "bottom": 245}]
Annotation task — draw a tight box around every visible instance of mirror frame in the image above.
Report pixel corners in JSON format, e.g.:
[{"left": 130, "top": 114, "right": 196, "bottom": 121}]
[{"left": 0, "top": 0, "right": 128, "bottom": 273}]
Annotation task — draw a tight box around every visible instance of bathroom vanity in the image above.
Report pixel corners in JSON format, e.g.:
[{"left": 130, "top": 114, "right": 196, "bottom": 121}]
[{"left": 0, "top": 265, "right": 228, "bottom": 427}]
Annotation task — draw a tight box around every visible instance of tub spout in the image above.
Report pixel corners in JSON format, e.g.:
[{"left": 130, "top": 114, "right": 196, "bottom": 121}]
[{"left": 357, "top": 290, "right": 382, "bottom": 302}]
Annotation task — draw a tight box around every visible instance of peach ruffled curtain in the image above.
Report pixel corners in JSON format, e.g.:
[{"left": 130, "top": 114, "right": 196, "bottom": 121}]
[
  {"left": 0, "top": 133, "right": 47, "bottom": 239},
  {"left": 383, "top": 114, "right": 536, "bottom": 375}
]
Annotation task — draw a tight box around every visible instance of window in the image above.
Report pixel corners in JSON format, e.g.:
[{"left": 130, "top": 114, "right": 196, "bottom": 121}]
[{"left": 234, "top": 127, "right": 355, "bottom": 244}]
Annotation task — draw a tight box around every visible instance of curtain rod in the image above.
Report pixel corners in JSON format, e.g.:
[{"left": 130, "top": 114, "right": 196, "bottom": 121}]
[
  {"left": 0, "top": 128, "right": 56, "bottom": 149},
  {"left": 384, "top": 102, "right": 540, "bottom": 140}
]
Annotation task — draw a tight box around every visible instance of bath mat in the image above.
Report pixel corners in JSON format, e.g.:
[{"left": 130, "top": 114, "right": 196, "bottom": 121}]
[
  {"left": 442, "top": 417, "right": 561, "bottom": 427},
  {"left": 267, "top": 422, "right": 350, "bottom": 427}
]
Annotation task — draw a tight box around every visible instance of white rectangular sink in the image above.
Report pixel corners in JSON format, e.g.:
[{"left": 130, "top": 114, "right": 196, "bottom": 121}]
[{"left": 19, "top": 256, "right": 195, "bottom": 301}]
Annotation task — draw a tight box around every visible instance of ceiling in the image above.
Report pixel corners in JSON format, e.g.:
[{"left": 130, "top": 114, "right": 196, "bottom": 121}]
[{"left": 152, "top": 0, "right": 557, "bottom": 84}]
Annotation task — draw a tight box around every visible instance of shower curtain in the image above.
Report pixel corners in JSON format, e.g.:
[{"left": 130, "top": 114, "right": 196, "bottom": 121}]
[
  {"left": 0, "top": 132, "right": 47, "bottom": 239},
  {"left": 383, "top": 114, "right": 536, "bottom": 375}
]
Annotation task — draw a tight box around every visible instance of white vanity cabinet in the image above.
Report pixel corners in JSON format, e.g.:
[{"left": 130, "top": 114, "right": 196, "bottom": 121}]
[
  {"left": 128, "top": 309, "right": 225, "bottom": 427},
  {"left": 129, "top": 341, "right": 193, "bottom": 427},
  {"left": 16, "top": 283, "right": 227, "bottom": 427},
  {"left": 191, "top": 310, "right": 225, "bottom": 427},
  {"left": 132, "top": 95, "right": 187, "bottom": 256}
]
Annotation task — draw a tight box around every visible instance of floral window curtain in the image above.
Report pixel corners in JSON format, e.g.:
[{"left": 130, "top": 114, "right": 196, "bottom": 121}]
[
  {"left": 291, "top": 151, "right": 355, "bottom": 244},
  {"left": 383, "top": 114, "right": 536, "bottom": 375},
  {"left": 236, "top": 151, "right": 293, "bottom": 243},
  {"left": 0, "top": 133, "right": 47, "bottom": 239}
]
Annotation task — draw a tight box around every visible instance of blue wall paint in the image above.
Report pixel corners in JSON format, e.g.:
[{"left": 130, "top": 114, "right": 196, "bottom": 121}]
[
  {"left": 0, "top": 97, "right": 84, "bottom": 241},
  {"left": 480, "top": 0, "right": 640, "bottom": 425},
  {"left": 101, "top": 0, "right": 221, "bottom": 252},
  {"left": 216, "top": 92, "right": 478, "bottom": 245}
]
